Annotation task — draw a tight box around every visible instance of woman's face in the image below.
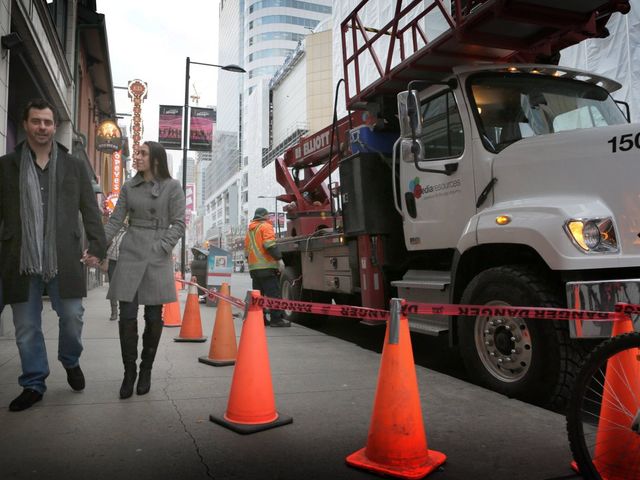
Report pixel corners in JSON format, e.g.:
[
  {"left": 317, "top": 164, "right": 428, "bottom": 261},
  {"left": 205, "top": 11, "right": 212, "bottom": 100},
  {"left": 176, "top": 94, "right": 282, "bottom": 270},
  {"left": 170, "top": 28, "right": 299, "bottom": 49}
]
[{"left": 135, "top": 144, "right": 151, "bottom": 173}]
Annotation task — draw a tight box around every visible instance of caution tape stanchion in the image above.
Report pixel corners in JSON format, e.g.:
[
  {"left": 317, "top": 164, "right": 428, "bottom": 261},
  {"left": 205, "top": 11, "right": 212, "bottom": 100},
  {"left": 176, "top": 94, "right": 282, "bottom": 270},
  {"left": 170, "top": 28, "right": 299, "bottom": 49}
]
[
  {"left": 346, "top": 298, "right": 446, "bottom": 479},
  {"left": 174, "top": 278, "right": 207, "bottom": 342},
  {"left": 199, "top": 282, "right": 238, "bottom": 366},
  {"left": 210, "top": 290, "right": 292, "bottom": 434}
]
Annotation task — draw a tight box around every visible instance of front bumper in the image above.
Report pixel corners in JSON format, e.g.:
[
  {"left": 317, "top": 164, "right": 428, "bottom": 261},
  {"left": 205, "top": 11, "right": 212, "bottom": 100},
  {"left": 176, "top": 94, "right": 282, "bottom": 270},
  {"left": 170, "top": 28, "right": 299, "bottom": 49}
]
[{"left": 566, "top": 279, "right": 640, "bottom": 338}]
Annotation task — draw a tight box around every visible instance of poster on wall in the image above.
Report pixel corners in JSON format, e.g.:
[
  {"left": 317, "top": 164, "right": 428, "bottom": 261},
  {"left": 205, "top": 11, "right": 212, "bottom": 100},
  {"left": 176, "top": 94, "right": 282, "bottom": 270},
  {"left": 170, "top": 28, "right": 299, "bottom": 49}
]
[
  {"left": 158, "top": 105, "right": 183, "bottom": 150},
  {"left": 189, "top": 107, "right": 216, "bottom": 151}
]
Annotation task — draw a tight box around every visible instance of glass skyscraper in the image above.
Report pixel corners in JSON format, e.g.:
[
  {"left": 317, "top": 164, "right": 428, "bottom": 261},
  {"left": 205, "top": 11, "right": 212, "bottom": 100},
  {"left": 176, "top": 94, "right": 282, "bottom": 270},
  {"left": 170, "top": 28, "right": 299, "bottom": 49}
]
[{"left": 209, "top": 0, "right": 332, "bottom": 242}]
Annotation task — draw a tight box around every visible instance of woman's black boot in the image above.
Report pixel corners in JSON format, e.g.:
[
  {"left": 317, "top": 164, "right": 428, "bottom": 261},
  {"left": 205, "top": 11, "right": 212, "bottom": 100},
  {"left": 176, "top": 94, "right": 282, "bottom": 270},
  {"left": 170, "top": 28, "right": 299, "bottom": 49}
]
[
  {"left": 118, "top": 320, "right": 138, "bottom": 399},
  {"left": 137, "top": 318, "right": 163, "bottom": 395}
]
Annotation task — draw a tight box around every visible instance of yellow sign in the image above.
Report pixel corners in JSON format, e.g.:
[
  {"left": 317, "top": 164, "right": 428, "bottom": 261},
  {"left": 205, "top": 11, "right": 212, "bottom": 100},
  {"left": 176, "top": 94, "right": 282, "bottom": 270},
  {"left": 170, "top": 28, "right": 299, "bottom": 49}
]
[{"left": 96, "top": 119, "right": 122, "bottom": 152}]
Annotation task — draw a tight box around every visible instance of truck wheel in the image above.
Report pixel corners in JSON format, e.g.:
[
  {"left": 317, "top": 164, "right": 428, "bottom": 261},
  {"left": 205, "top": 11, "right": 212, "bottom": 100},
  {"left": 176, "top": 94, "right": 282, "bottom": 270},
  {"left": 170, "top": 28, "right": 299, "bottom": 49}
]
[
  {"left": 279, "top": 267, "right": 332, "bottom": 323},
  {"left": 458, "top": 265, "right": 586, "bottom": 410}
]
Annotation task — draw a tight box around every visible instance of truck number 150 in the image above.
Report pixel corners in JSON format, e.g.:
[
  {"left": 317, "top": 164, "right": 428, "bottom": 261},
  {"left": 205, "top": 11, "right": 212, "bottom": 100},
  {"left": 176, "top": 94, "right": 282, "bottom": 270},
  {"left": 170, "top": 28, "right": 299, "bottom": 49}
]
[{"left": 608, "top": 133, "right": 640, "bottom": 153}]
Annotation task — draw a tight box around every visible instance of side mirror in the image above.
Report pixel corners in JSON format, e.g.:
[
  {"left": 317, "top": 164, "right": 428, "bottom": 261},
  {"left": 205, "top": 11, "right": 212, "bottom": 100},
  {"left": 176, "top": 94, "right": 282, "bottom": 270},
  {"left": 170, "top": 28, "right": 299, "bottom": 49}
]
[
  {"left": 615, "top": 100, "right": 631, "bottom": 123},
  {"left": 407, "top": 90, "right": 422, "bottom": 137},
  {"left": 397, "top": 90, "right": 422, "bottom": 138}
]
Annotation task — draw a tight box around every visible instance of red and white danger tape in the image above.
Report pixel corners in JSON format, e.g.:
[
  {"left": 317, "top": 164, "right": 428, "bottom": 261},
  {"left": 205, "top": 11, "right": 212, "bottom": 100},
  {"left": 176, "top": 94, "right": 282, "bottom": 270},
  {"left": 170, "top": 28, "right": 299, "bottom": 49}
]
[
  {"left": 179, "top": 279, "right": 246, "bottom": 309},
  {"left": 179, "top": 279, "right": 629, "bottom": 323}
]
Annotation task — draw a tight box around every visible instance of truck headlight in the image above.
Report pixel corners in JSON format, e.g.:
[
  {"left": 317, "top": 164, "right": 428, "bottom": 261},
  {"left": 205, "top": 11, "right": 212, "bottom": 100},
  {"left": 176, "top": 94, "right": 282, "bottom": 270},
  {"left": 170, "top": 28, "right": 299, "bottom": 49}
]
[{"left": 565, "top": 218, "right": 618, "bottom": 253}]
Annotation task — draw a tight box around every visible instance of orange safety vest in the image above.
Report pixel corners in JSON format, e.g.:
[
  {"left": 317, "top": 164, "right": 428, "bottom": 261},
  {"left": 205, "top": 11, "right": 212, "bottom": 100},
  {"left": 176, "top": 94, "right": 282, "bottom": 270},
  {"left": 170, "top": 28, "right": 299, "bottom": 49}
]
[{"left": 244, "top": 220, "right": 278, "bottom": 271}]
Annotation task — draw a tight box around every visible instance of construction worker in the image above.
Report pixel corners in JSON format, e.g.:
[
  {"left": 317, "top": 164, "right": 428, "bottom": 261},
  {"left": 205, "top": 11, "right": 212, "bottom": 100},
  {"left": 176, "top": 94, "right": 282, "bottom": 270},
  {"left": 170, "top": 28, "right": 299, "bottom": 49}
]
[{"left": 245, "top": 207, "right": 289, "bottom": 327}]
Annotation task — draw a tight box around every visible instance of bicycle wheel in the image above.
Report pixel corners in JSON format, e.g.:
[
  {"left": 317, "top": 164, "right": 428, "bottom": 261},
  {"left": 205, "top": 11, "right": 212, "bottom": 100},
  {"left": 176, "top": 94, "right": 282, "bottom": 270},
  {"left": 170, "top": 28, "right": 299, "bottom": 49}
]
[{"left": 566, "top": 332, "right": 640, "bottom": 480}]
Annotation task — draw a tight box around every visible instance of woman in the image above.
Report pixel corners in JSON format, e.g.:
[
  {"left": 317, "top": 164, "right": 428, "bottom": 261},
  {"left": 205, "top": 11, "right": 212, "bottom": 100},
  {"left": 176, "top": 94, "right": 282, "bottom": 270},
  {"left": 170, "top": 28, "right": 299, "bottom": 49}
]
[{"left": 103, "top": 141, "right": 185, "bottom": 399}]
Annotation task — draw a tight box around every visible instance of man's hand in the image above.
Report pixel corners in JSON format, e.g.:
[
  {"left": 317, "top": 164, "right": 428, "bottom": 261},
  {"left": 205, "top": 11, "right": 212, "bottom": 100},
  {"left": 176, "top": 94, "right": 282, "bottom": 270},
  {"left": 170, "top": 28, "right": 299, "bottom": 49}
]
[{"left": 277, "top": 259, "right": 286, "bottom": 273}]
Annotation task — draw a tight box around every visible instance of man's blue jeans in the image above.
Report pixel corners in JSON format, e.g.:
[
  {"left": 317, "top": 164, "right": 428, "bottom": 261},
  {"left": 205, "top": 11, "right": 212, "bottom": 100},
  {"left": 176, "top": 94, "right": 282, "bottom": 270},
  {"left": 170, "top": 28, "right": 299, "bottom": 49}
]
[{"left": 11, "top": 276, "right": 85, "bottom": 394}]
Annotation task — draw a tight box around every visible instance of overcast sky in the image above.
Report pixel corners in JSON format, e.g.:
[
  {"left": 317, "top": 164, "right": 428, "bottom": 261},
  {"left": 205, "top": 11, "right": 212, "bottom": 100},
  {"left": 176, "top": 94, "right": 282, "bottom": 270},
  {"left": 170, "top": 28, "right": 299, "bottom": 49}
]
[{"left": 96, "top": 0, "right": 221, "bottom": 169}]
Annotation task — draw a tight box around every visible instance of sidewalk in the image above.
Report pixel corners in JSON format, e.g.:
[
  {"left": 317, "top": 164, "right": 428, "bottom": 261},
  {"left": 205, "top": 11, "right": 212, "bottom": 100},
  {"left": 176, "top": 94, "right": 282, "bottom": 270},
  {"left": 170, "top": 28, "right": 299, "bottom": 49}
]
[{"left": 0, "top": 277, "right": 576, "bottom": 480}]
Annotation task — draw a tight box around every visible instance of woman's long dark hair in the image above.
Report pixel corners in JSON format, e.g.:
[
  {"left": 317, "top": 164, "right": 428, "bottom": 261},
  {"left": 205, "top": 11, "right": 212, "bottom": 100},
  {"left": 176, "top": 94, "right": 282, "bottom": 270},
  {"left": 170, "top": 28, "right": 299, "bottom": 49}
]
[{"left": 144, "top": 141, "right": 171, "bottom": 179}]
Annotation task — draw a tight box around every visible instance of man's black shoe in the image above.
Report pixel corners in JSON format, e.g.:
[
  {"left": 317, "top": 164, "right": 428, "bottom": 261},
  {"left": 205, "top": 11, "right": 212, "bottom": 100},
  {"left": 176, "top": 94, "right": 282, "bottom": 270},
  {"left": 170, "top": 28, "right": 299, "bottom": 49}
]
[
  {"left": 9, "top": 389, "right": 43, "bottom": 412},
  {"left": 270, "top": 320, "right": 291, "bottom": 328},
  {"left": 65, "top": 365, "right": 85, "bottom": 391}
]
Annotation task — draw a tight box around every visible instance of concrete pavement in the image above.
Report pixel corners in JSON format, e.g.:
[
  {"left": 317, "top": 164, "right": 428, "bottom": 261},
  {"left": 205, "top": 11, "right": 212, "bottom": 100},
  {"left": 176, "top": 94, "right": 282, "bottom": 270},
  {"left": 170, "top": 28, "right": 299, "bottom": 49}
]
[{"left": 0, "top": 273, "right": 579, "bottom": 480}]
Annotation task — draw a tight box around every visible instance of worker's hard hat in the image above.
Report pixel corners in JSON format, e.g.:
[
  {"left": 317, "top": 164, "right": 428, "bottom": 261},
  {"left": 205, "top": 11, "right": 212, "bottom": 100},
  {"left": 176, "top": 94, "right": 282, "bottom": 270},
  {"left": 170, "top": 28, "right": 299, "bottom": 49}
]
[{"left": 253, "top": 207, "right": 269, "bottom": 220}]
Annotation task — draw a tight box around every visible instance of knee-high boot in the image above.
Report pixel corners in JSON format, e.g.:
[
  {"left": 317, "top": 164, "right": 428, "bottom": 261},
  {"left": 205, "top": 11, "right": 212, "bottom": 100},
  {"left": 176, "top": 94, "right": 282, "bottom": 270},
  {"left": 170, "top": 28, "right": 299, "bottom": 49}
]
[
  {"left": 137, "top": 318, "right": 163, "bottom": 395},
  {"left": 118, "top": 321, "right": 138, "bottom": 399}
]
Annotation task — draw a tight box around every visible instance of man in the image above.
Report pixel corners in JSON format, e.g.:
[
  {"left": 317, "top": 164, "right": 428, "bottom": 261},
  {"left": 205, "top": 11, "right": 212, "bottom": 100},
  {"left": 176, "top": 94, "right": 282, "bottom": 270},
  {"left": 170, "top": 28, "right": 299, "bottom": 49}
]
[
  {"left": 0, "top": 99, "right": 106, "bottom": 411},
  {"left": 245, "top": 207, "right": 289, "bottom": 327}
]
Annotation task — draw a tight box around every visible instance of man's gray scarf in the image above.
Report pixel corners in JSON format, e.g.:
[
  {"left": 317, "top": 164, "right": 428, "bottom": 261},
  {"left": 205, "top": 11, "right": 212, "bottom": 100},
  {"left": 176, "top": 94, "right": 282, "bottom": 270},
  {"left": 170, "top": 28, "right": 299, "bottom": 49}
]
[{"left": 19, "top": 143, "right": 58, "bottom": 280}]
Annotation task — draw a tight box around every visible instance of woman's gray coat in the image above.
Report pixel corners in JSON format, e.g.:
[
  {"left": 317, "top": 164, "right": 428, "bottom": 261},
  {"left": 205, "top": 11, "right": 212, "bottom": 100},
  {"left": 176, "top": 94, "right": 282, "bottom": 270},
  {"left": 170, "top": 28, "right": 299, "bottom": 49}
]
[{"left": 104, "top": 173, "right": 185, "bottom": 305}]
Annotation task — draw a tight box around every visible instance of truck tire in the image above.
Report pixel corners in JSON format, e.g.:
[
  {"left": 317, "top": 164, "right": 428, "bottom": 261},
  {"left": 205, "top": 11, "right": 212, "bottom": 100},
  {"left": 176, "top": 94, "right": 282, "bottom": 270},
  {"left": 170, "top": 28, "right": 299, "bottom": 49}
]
[
  {"left": 279, "top": 266, "right": 331, "bottom": 323},
  {"left": 458, "top": 265, "right": 586, "bottom": 410}
]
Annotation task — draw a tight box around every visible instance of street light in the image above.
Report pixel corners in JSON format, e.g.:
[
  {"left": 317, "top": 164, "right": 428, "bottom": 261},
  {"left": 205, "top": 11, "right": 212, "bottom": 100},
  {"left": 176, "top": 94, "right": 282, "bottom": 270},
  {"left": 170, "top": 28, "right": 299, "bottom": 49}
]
[
  {"left": 258, "top": 195, "right": 280, "bottom": 236},
  {"left": 181, "top": 57, "right": 245, "bottom": 277}
]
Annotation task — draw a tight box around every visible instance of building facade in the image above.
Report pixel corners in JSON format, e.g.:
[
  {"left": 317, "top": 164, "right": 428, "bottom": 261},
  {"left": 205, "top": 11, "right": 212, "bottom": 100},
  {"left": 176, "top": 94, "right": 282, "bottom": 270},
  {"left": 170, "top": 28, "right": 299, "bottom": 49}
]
[
  {"left": 207, "top": 0, "right": 332, "bottom": 251},
  {"left": 0, "top": 0, "right": 115, "bottom": 334}
]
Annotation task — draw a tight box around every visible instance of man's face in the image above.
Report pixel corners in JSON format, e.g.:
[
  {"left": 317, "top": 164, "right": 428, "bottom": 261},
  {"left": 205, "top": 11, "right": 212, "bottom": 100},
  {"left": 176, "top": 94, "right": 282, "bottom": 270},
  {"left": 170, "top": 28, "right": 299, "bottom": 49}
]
[{"left": 23, "top": 107, "right": 56, "bottom": 148}]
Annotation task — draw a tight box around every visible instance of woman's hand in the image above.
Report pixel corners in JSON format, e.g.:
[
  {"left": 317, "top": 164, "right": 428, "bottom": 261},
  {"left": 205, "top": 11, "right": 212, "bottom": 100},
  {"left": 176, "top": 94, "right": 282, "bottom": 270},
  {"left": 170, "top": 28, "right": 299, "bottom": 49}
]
[{"left": 81, "top": 249, "right": 101, "bottom": 267}]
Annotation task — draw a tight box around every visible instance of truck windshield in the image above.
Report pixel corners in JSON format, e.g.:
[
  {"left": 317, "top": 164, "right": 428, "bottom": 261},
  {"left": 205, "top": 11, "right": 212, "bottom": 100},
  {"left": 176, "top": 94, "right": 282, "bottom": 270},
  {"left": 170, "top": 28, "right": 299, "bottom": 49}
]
[{"left": 468, "top": 73, "right": 627, "bottom": 152}]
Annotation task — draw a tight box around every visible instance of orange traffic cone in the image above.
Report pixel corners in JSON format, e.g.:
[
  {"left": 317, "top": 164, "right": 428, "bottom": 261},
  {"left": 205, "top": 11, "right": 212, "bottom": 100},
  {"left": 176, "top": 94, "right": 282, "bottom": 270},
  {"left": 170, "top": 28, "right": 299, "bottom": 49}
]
[
  {"left": 199, "top": 283, "right": 237, "bottom": 366},
  {"left": 162, "top": 278, "right": 182, "bottom": 328},
  {"left": 175, "top": 271, "right": 183, "bottom": 291},
  {"left": 174, "top": 277, "right": 207, "bottom": 342},
  {"left": 585, "top": 314, "right": 640, "bottom": 480},
  {"left": 210, "top": 290, "right": 292, "bottom": 434},
  {"left": 346, "top": 298, "right": 446, "bottom": 479}
]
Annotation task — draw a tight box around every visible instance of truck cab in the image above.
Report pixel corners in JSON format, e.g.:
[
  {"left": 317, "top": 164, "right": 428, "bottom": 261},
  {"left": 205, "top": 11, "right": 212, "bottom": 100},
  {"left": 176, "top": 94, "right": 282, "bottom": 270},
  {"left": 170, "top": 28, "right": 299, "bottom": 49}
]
[
  {"left": 394, "top": 64, "right": 638, "bottom": 407},
  {"left": 275, "top": 0, "right": 634, "bottom": 409}
]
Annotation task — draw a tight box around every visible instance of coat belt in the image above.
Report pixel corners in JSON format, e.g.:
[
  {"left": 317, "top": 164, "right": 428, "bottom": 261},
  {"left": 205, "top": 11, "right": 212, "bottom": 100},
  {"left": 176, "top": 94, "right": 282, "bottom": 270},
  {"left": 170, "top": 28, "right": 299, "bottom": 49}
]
[{"left": 129, "top": 218, "right": 169, "bottom": 230}]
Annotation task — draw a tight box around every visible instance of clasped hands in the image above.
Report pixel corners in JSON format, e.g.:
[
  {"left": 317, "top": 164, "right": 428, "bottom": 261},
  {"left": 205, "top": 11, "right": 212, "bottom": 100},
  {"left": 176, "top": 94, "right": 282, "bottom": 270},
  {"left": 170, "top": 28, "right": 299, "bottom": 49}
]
[{"left": 81, "top": 250, "right": 104, "bottom": 269}]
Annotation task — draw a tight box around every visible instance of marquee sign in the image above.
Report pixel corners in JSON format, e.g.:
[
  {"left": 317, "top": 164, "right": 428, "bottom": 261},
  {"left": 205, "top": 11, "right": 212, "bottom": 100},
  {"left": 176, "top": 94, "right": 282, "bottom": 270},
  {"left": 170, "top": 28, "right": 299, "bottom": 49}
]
[
  {"left": 96, "top": 119, "right": 122, "bottom": 152},
  {"left": 127, "top": 79, "right": 148, "bottom": 162},
  {"left": 111, "top": 150, "right": 122, "bottom": 195}
]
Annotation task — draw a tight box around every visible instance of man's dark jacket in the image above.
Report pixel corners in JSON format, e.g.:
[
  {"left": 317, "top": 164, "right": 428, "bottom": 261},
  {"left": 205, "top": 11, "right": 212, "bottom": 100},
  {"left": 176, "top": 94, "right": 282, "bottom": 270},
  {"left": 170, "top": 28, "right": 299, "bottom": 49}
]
[{"left": 0, "top": 141, "right": 107, "bottom": 304}]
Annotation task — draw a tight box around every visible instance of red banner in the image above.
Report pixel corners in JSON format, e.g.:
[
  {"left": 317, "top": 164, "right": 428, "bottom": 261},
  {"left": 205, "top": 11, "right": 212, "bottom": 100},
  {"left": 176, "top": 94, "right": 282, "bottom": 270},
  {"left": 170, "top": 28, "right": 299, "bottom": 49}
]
[
  {"left": 158, "top": 105, "right": 182, "bottom": 150},
  {"left": 189, "top": 107, "right": 216, "bottom": 151}
]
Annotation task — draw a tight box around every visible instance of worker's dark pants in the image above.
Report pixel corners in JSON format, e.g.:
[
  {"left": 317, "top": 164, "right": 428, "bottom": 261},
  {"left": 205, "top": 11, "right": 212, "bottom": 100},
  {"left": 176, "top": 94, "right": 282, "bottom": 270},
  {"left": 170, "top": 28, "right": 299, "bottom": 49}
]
[{"left": 249, "top": 268, "right": 283, "bottom": 323}]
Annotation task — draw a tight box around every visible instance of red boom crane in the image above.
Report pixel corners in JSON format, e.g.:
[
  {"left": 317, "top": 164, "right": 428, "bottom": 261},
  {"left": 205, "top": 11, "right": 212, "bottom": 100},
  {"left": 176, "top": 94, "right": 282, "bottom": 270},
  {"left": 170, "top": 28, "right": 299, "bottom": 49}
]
[{"left": 275, "top": 0, "right": 629, "bottom": 237}]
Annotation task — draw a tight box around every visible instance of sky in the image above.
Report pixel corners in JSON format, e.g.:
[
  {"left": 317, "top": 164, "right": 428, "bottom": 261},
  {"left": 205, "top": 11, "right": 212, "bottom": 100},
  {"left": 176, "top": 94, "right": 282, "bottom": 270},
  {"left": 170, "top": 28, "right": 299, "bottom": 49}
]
[{"left": 96, "top": 0, "right": 222, "bottom": 171}]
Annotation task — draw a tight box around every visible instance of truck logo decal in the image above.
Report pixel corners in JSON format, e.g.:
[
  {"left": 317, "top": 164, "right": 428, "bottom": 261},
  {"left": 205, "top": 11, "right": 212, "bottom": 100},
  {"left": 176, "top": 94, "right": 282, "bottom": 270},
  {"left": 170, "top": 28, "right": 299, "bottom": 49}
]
[
  {"left": 409, "top": 177, "right": 422, "bottom": 198},
  {"left": 409, "top": 177, "right": 462, "bottom": 199},
  {"left": 294, "top": 131, "right": 332, "bottom": 159}
]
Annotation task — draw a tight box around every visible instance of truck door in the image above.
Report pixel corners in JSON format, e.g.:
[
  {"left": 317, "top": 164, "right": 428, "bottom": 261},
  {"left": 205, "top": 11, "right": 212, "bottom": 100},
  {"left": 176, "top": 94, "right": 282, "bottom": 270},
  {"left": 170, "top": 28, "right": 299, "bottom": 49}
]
[{"left": 399, "top": 88, "right": 477, "bottom": 250}]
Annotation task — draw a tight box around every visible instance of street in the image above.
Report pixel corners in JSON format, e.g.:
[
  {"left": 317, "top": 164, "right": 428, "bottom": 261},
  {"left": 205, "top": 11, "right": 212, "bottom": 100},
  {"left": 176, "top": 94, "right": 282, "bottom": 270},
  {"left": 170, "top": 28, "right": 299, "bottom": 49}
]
[{"left": 0, "top": 273, "right": 578, "bottom": 480}]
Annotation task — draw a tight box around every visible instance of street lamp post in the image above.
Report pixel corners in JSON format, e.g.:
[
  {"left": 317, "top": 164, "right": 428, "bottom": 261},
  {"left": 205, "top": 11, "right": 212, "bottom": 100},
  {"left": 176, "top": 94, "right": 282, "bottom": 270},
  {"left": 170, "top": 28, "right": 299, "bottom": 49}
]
[
  {"left": 258, "top": 195, "right": 279, "bottom": 236},
  {"left": 180, "top": 57, "right": 245, "bottom": 277}
]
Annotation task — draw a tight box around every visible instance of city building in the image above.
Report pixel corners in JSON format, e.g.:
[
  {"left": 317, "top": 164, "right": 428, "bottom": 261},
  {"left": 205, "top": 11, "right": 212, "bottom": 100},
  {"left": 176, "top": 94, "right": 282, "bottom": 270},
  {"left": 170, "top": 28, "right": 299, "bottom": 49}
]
[
  {"left": 249, "top": 22, "right": 334, "bottom": 224},
  {"left": 1, "top": 0, "right": 115, "bottom": 168},
  {"left": 207, "top": 0, "right": 332, "bottom": 252},
  {"left": 0, "top": 0, "right": 116, "bottom": 334}
]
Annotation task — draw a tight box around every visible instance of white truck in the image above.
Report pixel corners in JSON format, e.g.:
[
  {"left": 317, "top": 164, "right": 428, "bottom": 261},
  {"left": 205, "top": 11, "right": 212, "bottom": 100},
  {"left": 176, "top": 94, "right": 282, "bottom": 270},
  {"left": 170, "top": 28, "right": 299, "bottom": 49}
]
[{"left": 275, "top": 0, "right": 635, "bottom": 409}]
